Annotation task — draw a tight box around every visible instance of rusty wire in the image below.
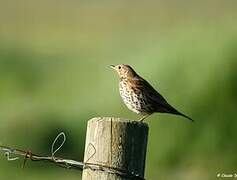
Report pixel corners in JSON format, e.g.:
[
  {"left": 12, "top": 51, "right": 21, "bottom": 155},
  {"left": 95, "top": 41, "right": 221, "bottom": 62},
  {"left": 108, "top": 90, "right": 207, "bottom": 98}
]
[{"left": 0, "top": 132, "right": 144, "bottom": 180}]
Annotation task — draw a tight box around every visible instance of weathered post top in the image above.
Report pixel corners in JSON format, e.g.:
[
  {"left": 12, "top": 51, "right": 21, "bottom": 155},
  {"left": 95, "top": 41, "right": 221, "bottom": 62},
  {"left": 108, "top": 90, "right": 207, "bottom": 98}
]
[{"left": 82, "top": 117, "right": 149, "bottom": 180}]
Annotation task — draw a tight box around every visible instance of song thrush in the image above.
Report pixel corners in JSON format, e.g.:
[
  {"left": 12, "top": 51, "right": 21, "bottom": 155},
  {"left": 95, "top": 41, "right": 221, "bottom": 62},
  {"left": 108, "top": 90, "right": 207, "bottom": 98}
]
[{"left": 110, "top": 64, "right": 193, "bottom": 122}]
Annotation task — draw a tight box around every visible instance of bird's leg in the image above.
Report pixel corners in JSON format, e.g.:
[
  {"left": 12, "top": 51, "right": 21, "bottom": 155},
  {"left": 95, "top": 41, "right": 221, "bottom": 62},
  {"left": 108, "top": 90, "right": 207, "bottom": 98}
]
[{"left": 139, "top": 114, "right": 150, "bottom": 122}]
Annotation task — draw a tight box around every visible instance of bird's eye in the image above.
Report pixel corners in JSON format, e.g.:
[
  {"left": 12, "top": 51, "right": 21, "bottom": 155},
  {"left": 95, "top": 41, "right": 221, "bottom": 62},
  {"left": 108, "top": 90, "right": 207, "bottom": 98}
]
[{"left": 118, "top": 66, "right": 121, "bottom": 69}]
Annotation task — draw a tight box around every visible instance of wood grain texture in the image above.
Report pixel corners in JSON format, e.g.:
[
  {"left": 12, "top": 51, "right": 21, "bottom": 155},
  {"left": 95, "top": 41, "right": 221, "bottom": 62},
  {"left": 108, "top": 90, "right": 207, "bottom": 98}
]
[{"left": 82, "top": 117, "right": 149, "bottom": 180}]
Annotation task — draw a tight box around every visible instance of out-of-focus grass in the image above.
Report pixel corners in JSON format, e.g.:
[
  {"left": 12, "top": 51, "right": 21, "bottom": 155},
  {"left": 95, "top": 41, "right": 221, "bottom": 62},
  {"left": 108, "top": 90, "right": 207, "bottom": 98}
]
[{"left": 0, "top": 0, "right": 237, "bottom": 180}]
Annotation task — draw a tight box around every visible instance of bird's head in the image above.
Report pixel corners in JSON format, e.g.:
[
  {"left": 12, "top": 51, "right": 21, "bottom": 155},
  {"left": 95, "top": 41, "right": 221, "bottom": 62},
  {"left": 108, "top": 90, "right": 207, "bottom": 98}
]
[{"left": 110, "top": 64, "right": 137, "bottom": 79}]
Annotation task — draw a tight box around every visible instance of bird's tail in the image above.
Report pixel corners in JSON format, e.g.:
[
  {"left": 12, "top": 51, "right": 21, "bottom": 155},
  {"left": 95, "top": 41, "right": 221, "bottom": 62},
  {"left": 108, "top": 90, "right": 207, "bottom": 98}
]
[
  {"left": 176, "top": 111, "right": 194, "bottom": 122},
  {"left": 167, "top": 106, "right": 194, "bottom": 122}
]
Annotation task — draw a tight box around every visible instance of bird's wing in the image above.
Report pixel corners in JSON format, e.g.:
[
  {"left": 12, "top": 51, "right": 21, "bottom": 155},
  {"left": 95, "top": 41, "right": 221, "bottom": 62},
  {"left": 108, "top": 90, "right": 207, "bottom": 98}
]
[
  {"left": 128, "top": 77, "right": 193, "bottom": 121},
  {"left": 133, "top": 77, "right": 194, "bottom": 121},
  {"left": 142, "top": 79, "right": 173, "bottom": 112},
  {"left": 129, "top": 77, "right": 171, "bottom": 112}
]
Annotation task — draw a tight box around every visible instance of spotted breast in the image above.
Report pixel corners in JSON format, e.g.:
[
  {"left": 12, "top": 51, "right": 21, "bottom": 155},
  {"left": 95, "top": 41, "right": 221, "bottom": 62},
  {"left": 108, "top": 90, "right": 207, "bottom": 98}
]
[{"left": 119, "top": 79, "right": 152, "bottom": 115}]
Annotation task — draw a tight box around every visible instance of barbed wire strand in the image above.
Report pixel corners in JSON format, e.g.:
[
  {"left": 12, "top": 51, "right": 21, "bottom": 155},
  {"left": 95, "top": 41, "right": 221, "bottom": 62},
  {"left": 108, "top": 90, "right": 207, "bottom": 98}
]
[{"left": 0, "top": 132, "right": 145, "bottom": 180}]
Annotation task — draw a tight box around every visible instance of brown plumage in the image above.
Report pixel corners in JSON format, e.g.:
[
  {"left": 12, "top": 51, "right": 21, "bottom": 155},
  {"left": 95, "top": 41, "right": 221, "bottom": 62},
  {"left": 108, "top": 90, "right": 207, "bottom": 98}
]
[{"left": 110, "top": 64, "right": 193, "bottom": 122}]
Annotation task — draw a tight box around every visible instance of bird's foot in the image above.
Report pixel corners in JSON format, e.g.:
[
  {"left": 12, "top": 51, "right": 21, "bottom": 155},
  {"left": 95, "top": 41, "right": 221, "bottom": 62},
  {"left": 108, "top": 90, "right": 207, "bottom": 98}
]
[{"left": 139, "top": 115, "right": 150, "bottom": 122}]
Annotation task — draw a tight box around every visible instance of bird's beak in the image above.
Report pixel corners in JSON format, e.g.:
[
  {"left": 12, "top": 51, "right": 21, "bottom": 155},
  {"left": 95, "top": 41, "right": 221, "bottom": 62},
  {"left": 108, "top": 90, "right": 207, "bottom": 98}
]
[{"left": 110, "top": 65, "right": 115, "bottom": 69}]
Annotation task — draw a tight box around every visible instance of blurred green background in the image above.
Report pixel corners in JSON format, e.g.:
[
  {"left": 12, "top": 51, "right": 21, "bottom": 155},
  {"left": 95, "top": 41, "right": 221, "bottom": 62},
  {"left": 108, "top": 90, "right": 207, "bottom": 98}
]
[{"left": 0, "top": 0, "right": 237, "bottom": 179}]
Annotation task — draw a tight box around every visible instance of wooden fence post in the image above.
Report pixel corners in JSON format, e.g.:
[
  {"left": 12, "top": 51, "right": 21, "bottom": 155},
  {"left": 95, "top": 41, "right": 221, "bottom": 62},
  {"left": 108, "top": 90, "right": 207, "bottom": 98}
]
[{"left": 82, "top": 117, "right": 149, "bottom": 180}]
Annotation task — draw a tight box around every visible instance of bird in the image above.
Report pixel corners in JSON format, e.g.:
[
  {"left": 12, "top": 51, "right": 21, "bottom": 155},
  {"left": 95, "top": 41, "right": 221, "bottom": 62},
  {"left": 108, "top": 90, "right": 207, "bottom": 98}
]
[{"left": 110, "top": 64, "right": 193, "bottom": 122}]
